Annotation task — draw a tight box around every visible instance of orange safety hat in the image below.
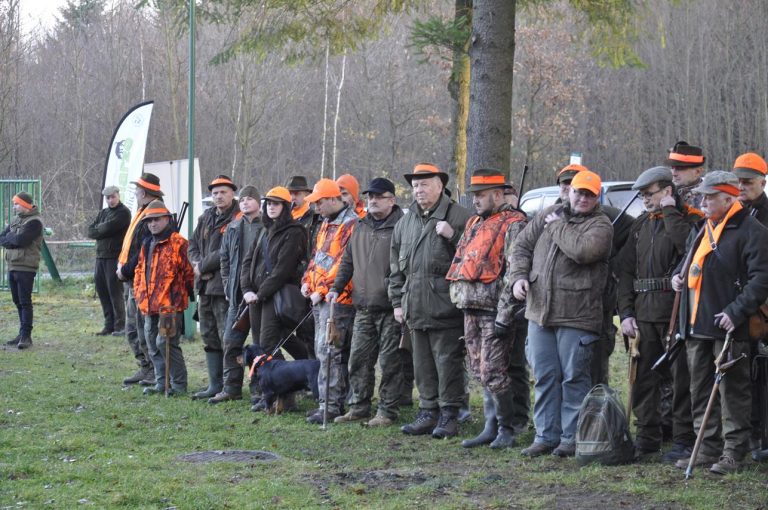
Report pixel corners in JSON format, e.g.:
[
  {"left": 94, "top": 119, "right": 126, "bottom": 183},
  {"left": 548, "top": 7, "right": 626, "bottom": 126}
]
[
  {"left": 404, "top": 162, "right": 449, "bottom": 186},
  {"left": 304, "top": 178, "right": 342, "bottom": 203},
  {"left": 336, "top": 174, "right": 360, "bottom": 201},
  {"left": 264, "top": 186, "right": 292, "bottom": 203},
  {"left": 556, "top": 164, "right": 588, "bottom": 184},
  {"left": 570, "top": 170, "right": 602, "bottom": 196},
  {"left": 733, "top": 152, "right": 767, "bottom": 179}
]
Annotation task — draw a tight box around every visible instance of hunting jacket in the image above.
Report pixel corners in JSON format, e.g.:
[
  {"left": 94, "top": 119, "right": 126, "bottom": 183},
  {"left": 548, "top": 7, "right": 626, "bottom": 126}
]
[
  {"left": 134, "top": 227, "right": 194, "bottom": 316},
  {"left": 220, "top": 215, "right": 263, "bottom": 304},
  {"left": 188, "top": 201, "right": 240, "bottom": 296},
  {"left": 389, "top": 193, "right": 472, "bottom": 330},
  {"left": 743, "top": 192, "right": 768, "bottom": 228},
  {"left": 509, "top": 203, "right": 613, "bottom": 334},
  {"left": 0, "top": 207, "right": 43, "bottom": 272},
  {"left": 87, "top": 202, "right": 131, "bottom": 259},
  {"left": 240, "top": 221, "right": 307, "bottom": 302},
  {"left": 616, "top": 205, "right": 699, "bottom": 324},
  {"left": 332, "top": 206, "right": 404, "bottom": 311},
  {"left": 302, "top": 205, "right": 358, "bottom": 305},
  {"left": 447, "top": 204, "right": 527, "bottom": 312},
  {"left": 496, "top": 209, "right": 530, "bottom": 326}
]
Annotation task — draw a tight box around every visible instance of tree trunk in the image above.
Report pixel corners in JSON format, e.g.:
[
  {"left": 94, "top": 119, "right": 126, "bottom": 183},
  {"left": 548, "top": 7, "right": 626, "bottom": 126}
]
[
  {"left": 466, "top": 0, "right": 516, "bottom": 190},
  {"left": 449, "top": 0, "right": 472, "bottom": 194}
]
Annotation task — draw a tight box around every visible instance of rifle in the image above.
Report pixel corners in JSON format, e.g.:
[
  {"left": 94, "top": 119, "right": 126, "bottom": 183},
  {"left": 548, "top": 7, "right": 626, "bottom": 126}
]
[
  {"left": 232, "top": 300, "right": 250, "bottom": 333},
  {"left": 518, "top": 164, "right": 529, "bottom": 198},
  {"left": 611, "top": 191, "right": 639, "bottom": 226},
  {"left": 652, "top": 226, "right": 705, "bottom": 373},
  {"left": 685, "top": 332, "right": 747, "bottom": 479},
  {"left": 175, "top": 201, "right": 188, "bottom": 233}
]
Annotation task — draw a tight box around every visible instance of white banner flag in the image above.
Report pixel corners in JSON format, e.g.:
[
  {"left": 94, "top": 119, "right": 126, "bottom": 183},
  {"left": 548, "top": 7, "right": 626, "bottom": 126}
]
[{"left": 102, "top": 101, "right": 154, "bottom": 213}]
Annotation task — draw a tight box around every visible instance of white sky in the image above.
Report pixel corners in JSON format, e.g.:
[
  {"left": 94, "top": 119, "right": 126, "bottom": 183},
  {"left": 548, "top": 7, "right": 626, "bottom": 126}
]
[{"left": 19, "top": 0, "right": 68, "bottom": 36}]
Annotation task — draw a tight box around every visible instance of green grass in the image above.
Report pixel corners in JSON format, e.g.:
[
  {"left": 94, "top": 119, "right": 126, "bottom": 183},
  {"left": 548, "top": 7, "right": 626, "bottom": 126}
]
[{"left": 1, "top": 279, "right": 767, "bottom": 509}]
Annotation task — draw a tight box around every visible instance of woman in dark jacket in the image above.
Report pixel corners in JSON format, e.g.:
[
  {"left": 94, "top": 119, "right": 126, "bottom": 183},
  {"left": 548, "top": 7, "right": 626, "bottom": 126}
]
[{"left": 240, "top": 186, "right": 309, "bottom": 361}]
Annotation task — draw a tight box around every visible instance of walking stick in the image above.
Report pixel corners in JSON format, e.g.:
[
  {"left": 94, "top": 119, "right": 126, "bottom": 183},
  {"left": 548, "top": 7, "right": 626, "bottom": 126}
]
[
  {"left": 684, "top": 332, "right": 747, "bottom": 479},
  {"left": 627, "top": 331, "right": 640, "bottom": 418},
  {"left": 322, "top": 301, "right": 337, "bottom": 430},
  {"left": 164, "top": 333, "right": 170, "bottom": 398}
]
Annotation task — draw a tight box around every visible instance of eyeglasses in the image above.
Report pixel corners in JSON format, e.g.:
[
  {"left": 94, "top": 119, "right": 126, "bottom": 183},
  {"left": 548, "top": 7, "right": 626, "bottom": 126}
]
[
  {"left": 367, "top": 193, "right": 395, "bottom": 200},
  {"left": 572, "top": 189, "right": 597, "bottom": 199},
  {"left": 640, "top": 188, "right": 664, "bottom": 199},
  {"left": 147, "top": 216, "right": 168, "bottom": 223}
]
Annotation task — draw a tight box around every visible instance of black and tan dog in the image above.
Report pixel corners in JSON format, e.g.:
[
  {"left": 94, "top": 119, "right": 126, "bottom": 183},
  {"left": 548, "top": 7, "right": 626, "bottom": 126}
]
[{"left": 241, "top": 343, "right": 320, "bottom": 414}]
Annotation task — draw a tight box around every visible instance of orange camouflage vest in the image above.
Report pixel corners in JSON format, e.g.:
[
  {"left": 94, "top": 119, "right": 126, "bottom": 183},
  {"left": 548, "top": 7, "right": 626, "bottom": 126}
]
[
  {"left": 134, "top": 231, "right": 194, "bottom": 315},
  {"left": 446, "top": 209, "right": 526, "bottom": 284}
]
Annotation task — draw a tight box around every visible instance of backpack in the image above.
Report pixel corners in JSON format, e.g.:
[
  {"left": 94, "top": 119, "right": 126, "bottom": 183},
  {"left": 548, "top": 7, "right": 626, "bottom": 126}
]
[{"left": 575, "top": 384, "right": 634, "bottom": 466}]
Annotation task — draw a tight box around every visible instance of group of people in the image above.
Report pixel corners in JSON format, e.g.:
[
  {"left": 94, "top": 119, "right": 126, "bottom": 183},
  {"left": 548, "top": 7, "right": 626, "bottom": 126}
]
[{"left": 3, "top": 139, "right": 767, "bottom": 475}]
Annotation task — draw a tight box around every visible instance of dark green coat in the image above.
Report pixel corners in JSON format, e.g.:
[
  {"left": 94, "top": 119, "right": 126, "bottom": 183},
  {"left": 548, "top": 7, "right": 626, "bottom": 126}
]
[
  {"left": 188, "top": 201, "right": 240, "bottom": 296},
  {"left": 0, "top": 207, "right": 43, "bottom": 272},
  {"left": 87, "top": 202, "right": 131, "bottom": 259},
  {"left": 389, "top": 193, "right": 472, "bottom": 330}
]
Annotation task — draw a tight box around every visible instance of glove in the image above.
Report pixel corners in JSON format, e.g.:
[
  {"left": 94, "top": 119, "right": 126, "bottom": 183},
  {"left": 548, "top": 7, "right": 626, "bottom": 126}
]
[{"left": 494, "top": 321, "right": 512, "bottom": 339}]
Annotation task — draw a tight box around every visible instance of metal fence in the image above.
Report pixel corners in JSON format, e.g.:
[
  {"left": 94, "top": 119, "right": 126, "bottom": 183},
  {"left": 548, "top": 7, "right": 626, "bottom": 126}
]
[{"left": 0, "top": 179, "right": 42, "bottom": 291}]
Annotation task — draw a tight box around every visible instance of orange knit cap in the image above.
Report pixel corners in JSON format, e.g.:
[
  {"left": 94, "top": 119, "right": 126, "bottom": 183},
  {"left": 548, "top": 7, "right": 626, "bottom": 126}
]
[{"left": 336, "top": 174, "right": 360, "bottom": 202}]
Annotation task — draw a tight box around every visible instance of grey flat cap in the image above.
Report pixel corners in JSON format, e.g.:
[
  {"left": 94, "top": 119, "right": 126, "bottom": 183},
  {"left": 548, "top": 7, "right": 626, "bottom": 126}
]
[
  {"left": 693, "top": 170, "right": 739, "bottom": 195},
  {"left": 632, "top": 166, "right": 673, "bottom": 190},
  {"left": 102, "top": 185, "right": 120, "bottom": 196}
]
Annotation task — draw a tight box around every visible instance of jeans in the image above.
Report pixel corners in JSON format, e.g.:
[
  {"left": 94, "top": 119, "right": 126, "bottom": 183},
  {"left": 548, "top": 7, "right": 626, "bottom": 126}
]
[
  {"left": 9, "top": 270, "right": 35, "bottom": 336},
  {"left": 144, "top": 312, "right": 187, "bottom": 390},
  {"left": 527, "top": 321, "right": 597, "bottom": 446}
]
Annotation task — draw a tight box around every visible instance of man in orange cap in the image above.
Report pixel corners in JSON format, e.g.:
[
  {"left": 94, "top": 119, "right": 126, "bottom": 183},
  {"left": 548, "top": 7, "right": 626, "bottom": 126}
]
[
  {"left": 734, "top": 152, "right": 768, "bottom": 227},
  {"left": 389, "top": 162, "right": 473, "bottom": 438},
  {"left": 189, "top": 175, "right": 240, "bottom": 400},
  {"left": 301, "top": 178, "right": 359, "bottom": 424},
  {"left": 336, "top": 174, "right": 366, "bottom": 218},
  {"left": 511, "top": 169, "right": 613, "bottom": 458},
  {"left": 1, "top": 191, "right": 43, "bottom": 350}
]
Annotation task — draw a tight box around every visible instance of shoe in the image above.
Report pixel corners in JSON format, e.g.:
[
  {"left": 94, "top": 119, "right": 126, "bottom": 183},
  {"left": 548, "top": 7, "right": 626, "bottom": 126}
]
[
  {"left": 208, "top": 391, "right": 243, "bottom": 404},
  {"left": 552, "top": 442, "right": 576, "bottom": 457},
  {"left": 16, "top": 335, "right": 32, "bottom": 350},
  {"left": 143, "top": 384, "right": 165, "bottom": 395},
  {"left": 334, "top": 410, "right": 370, "bottom": 424},
  {"left": 634, "top": 441, "right": 660, "bottom": 458},
  {"left": 307, "top": 409, "right": 340, "bottom": 425},
  {"left": 191, "top": 351, "right": 224, "bottom": 400},
  {"left": 251, "top": 400, "right": 268, "bottom": 412},
  {"left": 95, "top": 327, "right": 113, "bottom": 336},
  {"left": 138, "top": 376, "right": 156, "bottom": 386},
  {"left": 710, "top": 455, "right": 742, "bottom": 475},
  {"left": 674, "top": 453, "right": 720, "bottom": 469},
  {"left": 111, "top": 330, "right": 125, "bottom": 337},
  {"left": 305, "top": 407, "right": 320, "bottom": 417},
  {"left": 123, "top": 366, "right": 153, "bottom": 385},
  {"left": 521, "top": 442, "right": 556, "bottom": 458},
  {"left": 489, "top": 426, "right": 517, "bottom": 449},
  {"left": 401, "top": 409, "right": 439, "bottom": 436},
  {"left": 169, "top": 387, "right": 187, "bottom": 397},
  {"left": 5, "top": 335, "right": 20, "bottom": 346},
  {"left": 661, "top": 443, "right": 693, "bottom": 464},
  {"left": 366, "top": 414, "right": 395, "bottom": 427},
  {"left": 462, "top": 390, "right": 497, "bottom": 448},
  {"left": 431, "top": 407, "right": 459, "bottom": 439}
]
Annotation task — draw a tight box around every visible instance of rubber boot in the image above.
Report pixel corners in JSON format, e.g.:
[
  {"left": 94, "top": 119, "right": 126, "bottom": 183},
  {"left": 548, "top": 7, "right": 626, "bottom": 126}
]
[
  {"left": 462, "top": 390, "right": 498, "bottom": 448},
  {"left": 489, "top": 388, "right": 518, "bottom": 449},
  {"left": 192, "top": 351, "right": 224, "bottom": 400},
  {"left": 457, "top": 393, "right": 472, "bottom": 424}
]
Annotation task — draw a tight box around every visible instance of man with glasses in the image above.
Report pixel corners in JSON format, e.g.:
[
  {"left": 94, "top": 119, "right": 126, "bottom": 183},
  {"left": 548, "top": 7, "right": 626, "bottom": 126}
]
[
  {"left": 327, "top": 178, "right": 405, "bottom": 427},
  {"left": 510, "top": 169, "right": 613, "bottom": 458},
  {"left": 616, "top": 166, "right": 700, "bottom": 460}
]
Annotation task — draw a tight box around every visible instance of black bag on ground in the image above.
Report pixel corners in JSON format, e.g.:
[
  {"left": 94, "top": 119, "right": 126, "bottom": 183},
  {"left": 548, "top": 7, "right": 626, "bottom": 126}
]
[{"left": 575, "top": 384, "right": 634, "bottom": 466}]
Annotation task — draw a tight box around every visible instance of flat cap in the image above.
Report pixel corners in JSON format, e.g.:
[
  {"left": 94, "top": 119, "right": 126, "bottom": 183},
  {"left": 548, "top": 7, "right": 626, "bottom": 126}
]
[
  {"left": 693, "top": 170, "right": 740, "bottom": 196},
  {"left": 632, "top": 166, "right": 673, "bottom": 190},
  {"left": 102, "top": 185, "right": 120, "bottom": 196}
]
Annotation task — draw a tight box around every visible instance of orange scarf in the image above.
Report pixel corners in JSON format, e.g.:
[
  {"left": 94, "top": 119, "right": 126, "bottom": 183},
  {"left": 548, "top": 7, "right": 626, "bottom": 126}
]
[
  {"left": 118, "top": 206, "right": 148, "bottom": 265},
  {"left": 687, "top": 200, "right": 743, "bottom": 323},
  {"left": 292, "top": 202, "right": 309, "bottom": 220}
]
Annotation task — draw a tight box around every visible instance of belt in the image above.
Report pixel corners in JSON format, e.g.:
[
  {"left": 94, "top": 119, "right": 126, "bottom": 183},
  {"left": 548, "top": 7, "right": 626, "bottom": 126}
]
[{"left": 633, "top": 277, "right": 672, "bottom": 293}]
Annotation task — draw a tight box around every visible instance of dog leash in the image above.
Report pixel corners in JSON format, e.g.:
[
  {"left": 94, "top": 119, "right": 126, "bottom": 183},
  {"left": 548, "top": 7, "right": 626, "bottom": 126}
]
[{"left": 250, "top": 308, "right": 314, "bottom": 378}]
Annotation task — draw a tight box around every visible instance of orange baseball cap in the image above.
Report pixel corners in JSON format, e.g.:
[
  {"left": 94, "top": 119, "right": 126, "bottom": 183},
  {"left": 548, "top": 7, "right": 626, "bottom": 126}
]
[
  {"left": 570, "top": 170, "right": 602, "bottom": 196},
  {"left": 264, "top": 186, "right": 292, "bottom": 203},
  {"left": 556, "top": 164, "right": 588, "bottom": 184},
  {"left": 733, "top": 152, "right": 767, "bottom": 179},
  {"left": 305, "top": 178, "right": 342, "bottom": 203}
]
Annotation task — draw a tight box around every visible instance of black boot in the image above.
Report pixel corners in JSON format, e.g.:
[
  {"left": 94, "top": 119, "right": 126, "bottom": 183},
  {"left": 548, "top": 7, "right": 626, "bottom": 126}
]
[
  {"left": 16, "top": 335, "right": 32, "bottom": 350},
  {"left": 490, "top": 388, "right": 518, "bottom": 449},
  {"left": 401, "top": 408, "right": 439, "bottom": 436},
  {"left": 462, "top": 390, "right": 498, "bottom": 448},
  {"left": 432, "top": 406, "right": 459, "bottom": 439},
  {"left": 192, "top": 351, "right": 224, "bottom": 400},
  {"left": 5, "top": 335, "right": 20, "bottom": 346}
]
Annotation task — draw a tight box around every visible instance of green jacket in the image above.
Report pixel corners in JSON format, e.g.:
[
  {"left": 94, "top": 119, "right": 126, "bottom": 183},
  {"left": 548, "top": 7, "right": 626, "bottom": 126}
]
[
  {"left": 0, "top": 207, "right": 43, "bottom": 272},
  {"left": 333, "top": 206, "right": 404, "bottom": 311},
  {"left": 188, "top": 201, "right": 240, "bottom": 296},
  {"left": 389, "top": 194, "right": 472, "bottom": 329}
]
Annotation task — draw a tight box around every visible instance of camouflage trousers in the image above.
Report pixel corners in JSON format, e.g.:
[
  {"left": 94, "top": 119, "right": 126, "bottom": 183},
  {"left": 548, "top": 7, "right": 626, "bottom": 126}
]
[
  {"left": 464, "top": 312, "right": 513, "bottom": 393},
  {"left": 347, "top": 309, "right": 403, "bottom": 419},
  {"left": 314, "top": 301, "right": 355, "bottom": 414},
  {"left": 198, "top": 294, "right": 229, "bottom": 352},
  {"left": 125, "top": 284, "right": 151, "bottom": 371}
]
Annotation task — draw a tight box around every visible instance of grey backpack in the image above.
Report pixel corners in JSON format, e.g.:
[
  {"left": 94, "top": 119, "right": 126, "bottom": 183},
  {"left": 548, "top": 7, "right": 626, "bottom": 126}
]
[{"left": 575, "top": 384, "right": 634, "bottom": 466}]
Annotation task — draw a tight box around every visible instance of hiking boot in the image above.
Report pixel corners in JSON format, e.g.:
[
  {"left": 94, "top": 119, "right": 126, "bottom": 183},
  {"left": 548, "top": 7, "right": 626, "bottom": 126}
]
[
  {"left": 661, "top": 443, "right": 693, "bottom": 464},
  {"left": 431, "top": 407, "right": 459, "bottom": 439},
  {"left": 521, "top": 442, "right": 556, "bottom": 458},
  {"left": 16, "top": 335, "right": 32, "bottom": 350},
  {"left": 5, "top": 335, "right": 20, "bottom": 346},
  {"left": 710, "top": 455, "right": 742, "bottom": 475},
  {"left": 123, "top": 366, "right": 153, "bottom": 385},
  {"left": 95, "top": 327, "right": 113, "bottom": 336},
  {"left": 462, "top": 390, "right": 497, "bottom": 448},
  {"left": 401, "top": 409, "right": 439, "bottom": 436},
  {"left": 306, "top": 409, "right": 340, "bottom": 425},
  {"left": 366, "top": 414, "right": 395, "bottom": 427},
  {"left": 489, "top": 426, "right": 517, "bottom": 449},
  {"left": 334, "top": 410, "right": 370, "bottom": 424},
  {"left": 208, "top": 391, "right": 243, "bottom": 404},
  {"left": 143, "top": 384, "right": 165, "bottom": 395},
  {"left": 552, "top": 442, "right": 576, "bottom": 457},
  {"left": 675, "top": 453, "right": 720, "bottom": 469}
]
